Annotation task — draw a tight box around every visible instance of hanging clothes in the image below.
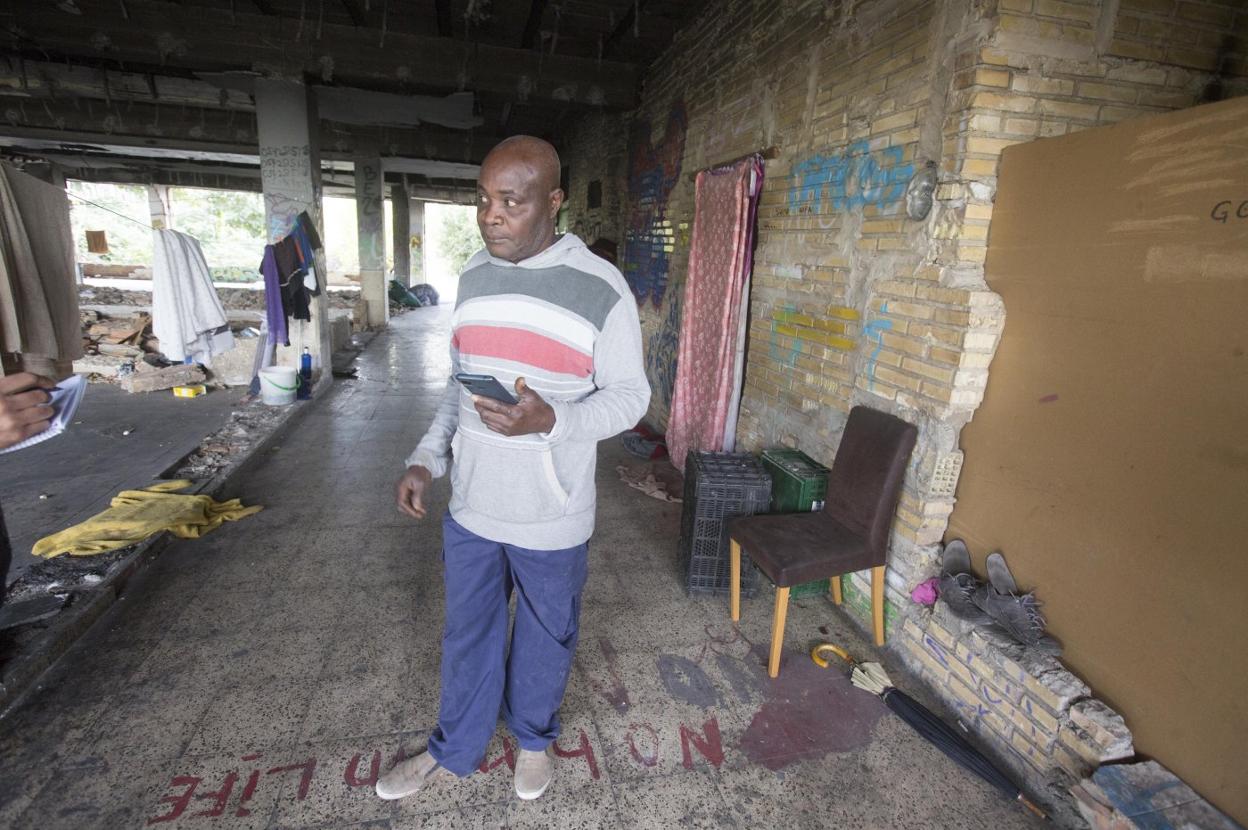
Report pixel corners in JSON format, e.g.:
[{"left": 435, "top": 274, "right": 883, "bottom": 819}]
[
  {"left": 666, "top": 156, "right": 765, "bottom": 471},
  {"left": 151, "top": 229, "right": 234, "bottom": 365},
  {"left": 0, "top": 162, "right": 82, "bottom": 375},
  {"left": 258, "top": 245, "right": 289, "bottom": 347}
]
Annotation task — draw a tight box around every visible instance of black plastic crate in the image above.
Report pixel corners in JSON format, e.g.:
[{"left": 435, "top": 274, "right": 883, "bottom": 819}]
[{"left": 678, "top": 452, "right": 772, "bottom": 597}]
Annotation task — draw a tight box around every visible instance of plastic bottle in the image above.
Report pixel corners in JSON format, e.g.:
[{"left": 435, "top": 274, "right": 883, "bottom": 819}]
[{"left": 298, "top": 347, "right": 313, "bottom": 399}]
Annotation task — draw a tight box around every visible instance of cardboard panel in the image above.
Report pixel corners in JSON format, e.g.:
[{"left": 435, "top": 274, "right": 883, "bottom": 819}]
[{"left": 949, "top": 96, "right": 1248, "bottom": 824}]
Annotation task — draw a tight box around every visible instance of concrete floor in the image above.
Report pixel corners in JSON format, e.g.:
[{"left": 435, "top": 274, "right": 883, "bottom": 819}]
[
  {"left": 0, "top": 307, "right": 1047, "bottom": 829},
  {"left": 1, "top": 378, "right": 242, "bottom": 587}
]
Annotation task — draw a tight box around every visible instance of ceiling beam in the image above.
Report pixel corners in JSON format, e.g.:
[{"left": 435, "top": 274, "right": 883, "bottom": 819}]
[
  {"left": 521, "top": 0, "right": 548, "bottom": 50},
  {"left": 0, "top": 96, "right": 498, "bottom": 165},
  {"left": 338, "top": 0, "right": 366, "bottom": 27},
  {"left": 7, "top": 0, "right": 640, "bottom": 108}
]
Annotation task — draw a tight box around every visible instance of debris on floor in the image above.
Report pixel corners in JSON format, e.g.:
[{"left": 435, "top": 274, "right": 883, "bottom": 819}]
[
  {"left": 118, "top": 362, "right": 208, "bottom": 394},
  {"left": 617, "top": 463, "right": 682, "bottom": 502},
  {"left": 0, "top": 594, "right": 68, "bottom": 631},
  {"left": 171, "top": 399, "right": 290, "bottom": 480},
  {"left": 32, "top": 479, "right": 263, "bottom": 559}
]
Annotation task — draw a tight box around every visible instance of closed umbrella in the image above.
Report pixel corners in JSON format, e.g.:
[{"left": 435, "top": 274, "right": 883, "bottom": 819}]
[{"left": 812, "top": 644, "right": 1047, "bottom": 820}]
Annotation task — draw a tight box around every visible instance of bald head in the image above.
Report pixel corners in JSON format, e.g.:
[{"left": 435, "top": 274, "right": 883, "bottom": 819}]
[
  {"left": 476, "top": 136, "right": 565, "bottom": 263},
  {"left": 483, "top": 136, "right": 562, "bottom": 193}
]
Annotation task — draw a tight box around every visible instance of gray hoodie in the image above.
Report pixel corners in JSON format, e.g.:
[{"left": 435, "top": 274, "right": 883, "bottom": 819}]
[{"left": 407, "top": 234, "right": 650, "bottom": 549}]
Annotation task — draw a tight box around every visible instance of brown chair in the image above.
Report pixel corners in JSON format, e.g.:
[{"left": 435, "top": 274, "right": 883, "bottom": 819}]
[{"left": 728, "top": 406, "right": 918, "bottom": 678}]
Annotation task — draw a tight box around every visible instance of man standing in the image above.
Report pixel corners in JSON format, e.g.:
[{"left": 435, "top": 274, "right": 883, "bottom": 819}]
[{"left": 378, "top": 137, "right": 649, "bottom": 801}]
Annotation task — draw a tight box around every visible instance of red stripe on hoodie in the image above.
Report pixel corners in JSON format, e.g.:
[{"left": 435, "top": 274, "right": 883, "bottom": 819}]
[{"left": 453, "top": 325, "right": 594, "bottom": 377}]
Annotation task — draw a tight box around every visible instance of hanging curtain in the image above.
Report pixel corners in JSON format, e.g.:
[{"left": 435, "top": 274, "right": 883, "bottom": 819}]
[{"left": 667, "top": 155, "right": 765, "bottom": 471}]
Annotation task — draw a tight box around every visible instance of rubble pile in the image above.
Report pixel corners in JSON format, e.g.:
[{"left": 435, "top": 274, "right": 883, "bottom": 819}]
[
  {"left": 171, "top": 401, "right": 289, "bottom": 480},
  {"left": 79, "top": 284, "right": 360, "bottom": 313}
]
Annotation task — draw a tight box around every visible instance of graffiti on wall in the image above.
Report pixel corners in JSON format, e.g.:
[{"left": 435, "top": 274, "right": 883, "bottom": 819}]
[
  {"left": 623, "top": 103, "right": 687, "bottom": 307},
  {"left": 646, "top": 293, "right": 683, "bottom": 411},
  {"left": 787, "top": 141, "right": 915, "bottom": 216},
  {"left": 259, "top": 145, "right": 314, "bottom": 242}
]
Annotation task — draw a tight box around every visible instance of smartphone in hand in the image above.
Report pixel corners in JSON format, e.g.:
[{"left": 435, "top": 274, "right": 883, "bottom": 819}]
[{"left": 454, "top": 373, "right": 518, "bottom": 405}]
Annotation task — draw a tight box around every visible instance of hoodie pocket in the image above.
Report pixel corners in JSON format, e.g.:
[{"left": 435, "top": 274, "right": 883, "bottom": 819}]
[{"left": 451, "top": 431, "right": 570, "bottom": 523}]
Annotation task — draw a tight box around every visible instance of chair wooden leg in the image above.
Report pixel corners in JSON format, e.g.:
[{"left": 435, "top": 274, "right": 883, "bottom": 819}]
[
  {"left": 768, "top": 586, "right": 790, "bottom": 678},
  {"left": 830, "top": 575, "right": 843, "bottom": 605},
  {"left": 729, "top": 539, "right": 741, "bottom": 622},
  {"left": 871, "top": 565, "right": 886, "bottom": 646}
]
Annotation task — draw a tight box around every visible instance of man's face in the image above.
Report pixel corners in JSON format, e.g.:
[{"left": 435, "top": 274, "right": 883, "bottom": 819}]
[{"left": 476, "top": 154, "right": 563, "bottom": 263}]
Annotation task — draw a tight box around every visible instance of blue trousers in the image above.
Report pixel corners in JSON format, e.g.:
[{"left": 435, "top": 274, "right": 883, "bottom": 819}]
[{"left": 427, "top": 514, "right": 588, "bottom": 776}]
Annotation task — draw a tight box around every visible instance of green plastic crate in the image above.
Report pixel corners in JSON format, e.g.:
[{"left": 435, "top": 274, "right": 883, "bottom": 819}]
[{"left": 760, "top": 448, "right": 831, "bottom": 598}]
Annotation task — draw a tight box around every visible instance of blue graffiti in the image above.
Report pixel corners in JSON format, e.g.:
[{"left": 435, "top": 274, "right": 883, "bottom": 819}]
[
  {"left": 863, "top": 303, "right": 894, "bottom": 391},
  {"left": 623, "top": 104, "right": 687, "bottom": 307},
  {"left": 646, "top": 295, "right": 682, "bottom": 410},
  {"left": 788, "top": 141, "right": 915, "bottom": 214}
]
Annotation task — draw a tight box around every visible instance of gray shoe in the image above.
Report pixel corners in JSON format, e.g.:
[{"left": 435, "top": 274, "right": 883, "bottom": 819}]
[
  {"left": 375, "top": 750, "right": 454, "bottom": 800},
  {"left": 514, "top": 746, "right": 555, "bottom": 800}
]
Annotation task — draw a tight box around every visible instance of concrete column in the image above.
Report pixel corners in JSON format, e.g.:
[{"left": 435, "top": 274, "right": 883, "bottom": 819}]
[
  {"left": 254, "top": 78, "right": 331, "bottom": 387},
  {"left": 391, "top": 182, "right": 410, "bottom": 287},
  {"left": 355, "top": 157, "right": 387, "bottom": 328},
  {"left": 147, "top": 184, "right": 172, "bottom": 229},
  {"left": 410, "top": 199, "right": 425, "bottom": 288}
]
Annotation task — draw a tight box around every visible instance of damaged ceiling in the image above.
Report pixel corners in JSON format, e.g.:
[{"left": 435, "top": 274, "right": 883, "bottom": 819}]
[{"left": 0, "top": 0, "right": 706, "bottom": 192}]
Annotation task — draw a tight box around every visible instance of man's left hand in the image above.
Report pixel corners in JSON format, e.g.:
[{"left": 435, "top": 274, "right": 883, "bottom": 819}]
[{"left": 473, "top": 377, "right": 556, "bottom": 437}]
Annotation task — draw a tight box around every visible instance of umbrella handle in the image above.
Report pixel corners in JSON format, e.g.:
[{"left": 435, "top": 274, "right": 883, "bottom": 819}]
[
  {"left": 1017, "top": 794, "right": 1047, "bottom": 820},
  {"left": 810, "top": 643, "right": 853, "bottom": 669}
]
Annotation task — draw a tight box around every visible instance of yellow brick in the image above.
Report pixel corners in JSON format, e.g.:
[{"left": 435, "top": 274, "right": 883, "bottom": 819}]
[
  {"left": 999, "top": 0, "right": 1032, "bottom": 11},
  {"left": 1010, "top": 75, "right": 1075, "bottom": 96},
  {"left": 877, "top": 238, "right": 909, "bottom": 251},
  {"left": 978, "top": 48, "right": 1014, "bottom": 67},
  {"left": 880, "top": 332, "right": 926, "bottom": 356},
  {"left": 974, "top": 68, "right": 1012, "bottom": 88},
  {"left": 1002, "top": 117, "right": 1039, "bottom": 135},
  {"left": 1077, "top": 82, "right": 1138, "bottom": 103},
  {"left": 1035, "top": 0, "right": 1097, "bottom": 24},
  {"left": 872, "top": 109, "right": 918, "bottom": 134},
  {"left": 965, "top": 203, "right": 994, "bottom": 221},
  {"left": 961, "top": 158, "right": 999, "bottom": 177},
  {"left": 874, "top": 365, "right": 923, "bottom": 393},
  {"left": 825, "top": 305, "right": 860, "bottom": 321},
  {"left": 877, "top": 279, "right": 917, "bottom": 298},
  {"left": 966, "top": 135, "right": 1019, "bottom": 155},
  {"left": 930, "top": 347, "right": 961, "bottom": 365},
  {"left": 1107, "top": 38, "right": 1167, "bottom": 63},
  {"left": 857, "top": 238, "right": 879, "bottom": 252},
  {"left": 915, "top": 285, "right": 972, "bottom": 304},
  {"left": 970, "top": 91, "right": 1038, "bottom": 113},
  {"left": 903, "top": 358, "right": 956, "bottom": 384},
  {"left": 958, "top": 223, "right": 990, "bottom": 241},
  {"left": 1037, "top": 99, "right": 1100, "bottom": 120},
  {"left": 883, "top": 301, "right": 935, "bottom": 320},
  {"left": 862, "top": 218, "right": 906, "bottom": 234},
  {"left": 957, "top": 244, "right": 989, "bottom": 263}
]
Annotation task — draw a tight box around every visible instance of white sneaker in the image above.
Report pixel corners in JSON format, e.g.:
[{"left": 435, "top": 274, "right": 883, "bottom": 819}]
[
  {"left": 375, "top": 750, "right": 453, "bottom": 800},
  {"left": 513, "top": 746, "right": 556, "bottom": 800}
]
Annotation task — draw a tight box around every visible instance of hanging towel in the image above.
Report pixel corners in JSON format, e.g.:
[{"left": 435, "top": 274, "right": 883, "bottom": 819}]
[
  {"left": 32, "top": 480, "right": 262, "bottom": 558},
  {"left": 151, "top": 229, "right": 234, "bottom": 365},
  {"left": 667, "top": 157, "right": 764, "bottom": 470},
  {"left": 0, "top": 162, "right": 82, "bottom": 373}
]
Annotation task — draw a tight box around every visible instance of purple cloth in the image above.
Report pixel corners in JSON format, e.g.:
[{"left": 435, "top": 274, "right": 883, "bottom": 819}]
[{"left": 259, "top": 245, "right": 288, "bottom": 347}]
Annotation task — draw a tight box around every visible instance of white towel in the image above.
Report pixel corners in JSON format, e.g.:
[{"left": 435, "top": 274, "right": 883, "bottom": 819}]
[{"left": 151, "top": 229, "right": 234, "bottom": 365}]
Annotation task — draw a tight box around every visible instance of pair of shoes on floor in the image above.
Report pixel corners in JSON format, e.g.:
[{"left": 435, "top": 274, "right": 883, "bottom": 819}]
[
  {"left": 939, "top": 540, "right": 1061, "bottom": 655},
  {"left": 374, "top": 747, "right": 556, "bottom": 801}
]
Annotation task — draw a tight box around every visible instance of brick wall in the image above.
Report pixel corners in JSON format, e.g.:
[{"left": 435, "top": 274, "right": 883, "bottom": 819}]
[{"left": 560, "top": 0, "right": 1243, "bottom": 813}]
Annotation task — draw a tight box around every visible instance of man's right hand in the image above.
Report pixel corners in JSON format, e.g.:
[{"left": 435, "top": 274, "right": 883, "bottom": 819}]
[
  {"left": 396, "top": 465, "right": 433, "bottom": 519},
  {"left": 0, "top": 372, "right": 56, "bottom": 451}
]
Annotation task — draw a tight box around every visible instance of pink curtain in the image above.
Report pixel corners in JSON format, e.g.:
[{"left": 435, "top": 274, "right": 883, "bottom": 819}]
[{"left": 667, "top": 157, "right": 764, "bottom": 471}]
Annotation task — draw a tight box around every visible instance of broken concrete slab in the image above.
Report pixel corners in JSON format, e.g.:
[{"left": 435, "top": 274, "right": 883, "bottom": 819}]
[
  {"left": 119, "top": 363, "right": 206, "bottom": 394},
  {"left": 1072, "top": 761, "right": 1239, "bottom": 830}
]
